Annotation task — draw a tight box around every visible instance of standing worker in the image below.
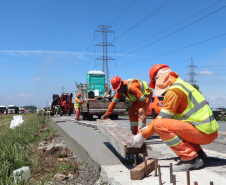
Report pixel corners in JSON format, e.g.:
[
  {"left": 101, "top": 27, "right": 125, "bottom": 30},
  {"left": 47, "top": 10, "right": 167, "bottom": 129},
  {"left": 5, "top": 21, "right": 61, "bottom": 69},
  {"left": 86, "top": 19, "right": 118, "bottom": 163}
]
[
  {"left": 36, "top": 108, "right": 40, "bottom": 117},
  {"left": 102, "top": 76, "right": 153, "bottom": 135},
  {"left": 55, "top": 106, "right": 59, "bottom": 116},
  {"left": 47, "top": 108, "right": 51, "bottom": 117},
  {"left": 74, "top": 93, "right": 83, "bottom": 121},
  {"left": 131, "top": 64, "right": 219, "bottom": 171},
  {"left": 43, "top": 107, "right": 46, "bottom": 117}
]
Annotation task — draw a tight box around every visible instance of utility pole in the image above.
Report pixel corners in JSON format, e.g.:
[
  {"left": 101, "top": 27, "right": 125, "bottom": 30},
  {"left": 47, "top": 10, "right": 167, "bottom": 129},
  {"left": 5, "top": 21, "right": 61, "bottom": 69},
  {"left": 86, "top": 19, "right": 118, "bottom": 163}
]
[
  {"left": 95, "top": 25, "right": 115, "bottom": 89},
  {"left": 187, "top": 57, "right": 197, "bottom": 85}
]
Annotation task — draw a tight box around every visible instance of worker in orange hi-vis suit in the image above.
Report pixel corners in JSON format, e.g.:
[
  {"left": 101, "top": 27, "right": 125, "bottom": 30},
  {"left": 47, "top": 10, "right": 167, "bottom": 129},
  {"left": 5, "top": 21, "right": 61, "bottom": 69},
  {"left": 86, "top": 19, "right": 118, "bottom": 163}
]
[
  {"left": 74, "top": 93, "right": 83, "bottom": 121},
  {"left": 131, "top": 64, "right": 219, "bottom": 172},
  {"left": 102, "top": 76, "right": 153, "bottom": 135}
]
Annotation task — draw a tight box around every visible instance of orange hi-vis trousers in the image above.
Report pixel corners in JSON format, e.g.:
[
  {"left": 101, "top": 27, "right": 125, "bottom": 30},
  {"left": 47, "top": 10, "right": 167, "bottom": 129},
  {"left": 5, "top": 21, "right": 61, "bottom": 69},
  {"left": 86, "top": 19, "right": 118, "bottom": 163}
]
[
  {"left": 154, "top": 118, "right": 218, "bottom": 161},
  {"left": 129, "top": 94, "right": 152, "bottom": 135},
  {"left": 74, "top": 107, "right": 80, "bottom": 120}
]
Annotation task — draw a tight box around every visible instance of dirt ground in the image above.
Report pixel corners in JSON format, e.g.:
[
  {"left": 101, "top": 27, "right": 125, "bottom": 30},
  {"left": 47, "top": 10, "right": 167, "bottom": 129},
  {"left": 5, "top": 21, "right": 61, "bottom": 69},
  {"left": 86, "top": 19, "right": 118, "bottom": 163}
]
[{"left": 27, "top": 122, "right": 100, "bottom": 185}]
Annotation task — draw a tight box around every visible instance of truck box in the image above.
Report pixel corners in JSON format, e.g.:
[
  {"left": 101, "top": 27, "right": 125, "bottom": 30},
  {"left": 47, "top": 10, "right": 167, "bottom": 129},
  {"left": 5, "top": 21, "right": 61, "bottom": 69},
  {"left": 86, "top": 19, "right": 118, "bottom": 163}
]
[{"left": 81, "top": 100, "right": 126, "bottom": 120}]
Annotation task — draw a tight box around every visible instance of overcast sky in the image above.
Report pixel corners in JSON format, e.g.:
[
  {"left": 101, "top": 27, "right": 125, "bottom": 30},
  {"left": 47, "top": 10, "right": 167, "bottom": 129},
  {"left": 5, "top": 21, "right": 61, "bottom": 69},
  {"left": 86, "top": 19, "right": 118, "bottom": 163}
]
[{"left": 0, "top": 0, "right": 225, "bottom": 108}]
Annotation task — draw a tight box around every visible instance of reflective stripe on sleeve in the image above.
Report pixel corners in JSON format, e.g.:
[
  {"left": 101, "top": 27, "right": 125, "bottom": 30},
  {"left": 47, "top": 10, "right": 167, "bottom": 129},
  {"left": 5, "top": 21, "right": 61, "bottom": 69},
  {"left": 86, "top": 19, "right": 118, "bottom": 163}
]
[
  {"left": 159, "top": 108, "right": 174, "bottom": 119},
  {"left": 112, "top": 98, "right": 120, "bottom": 103},
  {"left": 138, "top": 95, "right": 146, "bottom": 102}
]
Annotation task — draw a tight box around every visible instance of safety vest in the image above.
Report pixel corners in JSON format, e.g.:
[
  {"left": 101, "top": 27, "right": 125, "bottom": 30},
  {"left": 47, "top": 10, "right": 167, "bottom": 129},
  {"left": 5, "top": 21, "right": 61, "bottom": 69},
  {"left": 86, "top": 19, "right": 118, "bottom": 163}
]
[
  {"left": 126, "top": 79, "right": 152, "bottom": 102},
  {"left": 36, "top": 109, "right": 40, "bottom": 114},
  {"left": 167, "top": 78, "right": 218, "bottom": 134},
  {"left": 74, "top": 98, "right": 81, "bottom": 108},
  {"left": 55, "top": 107, "right": 59, "bottom": 111}
]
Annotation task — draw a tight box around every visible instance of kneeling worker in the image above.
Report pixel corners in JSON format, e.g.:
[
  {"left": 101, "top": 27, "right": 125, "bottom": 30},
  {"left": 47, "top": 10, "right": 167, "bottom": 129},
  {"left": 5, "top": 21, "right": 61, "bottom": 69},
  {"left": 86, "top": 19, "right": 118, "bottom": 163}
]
[
  {"left": 131, "top": 64, "right": 219, "bottom": 171},
  {"left": 102, "top": 76, "right": 153, "bottom": 135}
]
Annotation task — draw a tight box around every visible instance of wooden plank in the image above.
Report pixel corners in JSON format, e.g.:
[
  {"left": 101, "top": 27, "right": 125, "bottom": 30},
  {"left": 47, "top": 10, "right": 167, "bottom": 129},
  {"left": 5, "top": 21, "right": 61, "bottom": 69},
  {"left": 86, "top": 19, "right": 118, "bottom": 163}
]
[
  {"left": 126, "top": 143, "right": 147, "bottom": 156},
  {"left": 97, "top": 119, "right": 147, "bottom": 158},
  {"left": 130, "top": 159, "right": 155, "bottom": 180}
]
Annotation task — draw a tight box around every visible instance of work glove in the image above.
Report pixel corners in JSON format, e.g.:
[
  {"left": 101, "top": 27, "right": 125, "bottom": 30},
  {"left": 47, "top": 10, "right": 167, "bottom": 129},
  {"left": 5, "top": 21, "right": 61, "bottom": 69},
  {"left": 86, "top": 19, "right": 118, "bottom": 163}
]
[
  {"left": 139, "top": 125, "right": 148, "bottom": 133},
  {"left": 131, "top": 133, "right": 145, "bottom": 148},
  {"left": 102, "top": 114, "right": 109, "bottom": 119}
]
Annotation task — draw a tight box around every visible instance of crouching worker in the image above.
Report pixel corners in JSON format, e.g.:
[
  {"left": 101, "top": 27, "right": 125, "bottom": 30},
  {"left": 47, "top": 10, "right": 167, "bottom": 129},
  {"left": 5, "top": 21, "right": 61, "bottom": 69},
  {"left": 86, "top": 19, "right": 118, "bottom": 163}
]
[
  {"left": 102, "top": 76, "right": 153, "bottom": 135},
  {"left": 131, "top": 64, "right": 219, "bottom": 171}
]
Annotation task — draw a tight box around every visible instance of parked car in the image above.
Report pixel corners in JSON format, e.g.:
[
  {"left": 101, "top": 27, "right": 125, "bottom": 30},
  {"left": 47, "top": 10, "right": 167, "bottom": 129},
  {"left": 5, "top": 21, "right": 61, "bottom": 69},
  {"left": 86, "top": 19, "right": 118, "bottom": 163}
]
[{"left": 146, "top": 96, "right": 164, "bottom": 118}]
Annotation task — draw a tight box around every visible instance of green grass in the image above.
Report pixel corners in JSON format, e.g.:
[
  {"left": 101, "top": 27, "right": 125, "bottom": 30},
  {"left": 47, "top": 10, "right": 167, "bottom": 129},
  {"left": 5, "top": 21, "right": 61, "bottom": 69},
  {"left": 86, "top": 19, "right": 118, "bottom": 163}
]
[
  {"left": 0, "top": 115, "right": 45, "bottom": 185},
  {"left": 0, "top": 114, "right": 85, "bottom": 184},
  {"left": 0, "top": 114, "right": 14, "bottom": 125}
]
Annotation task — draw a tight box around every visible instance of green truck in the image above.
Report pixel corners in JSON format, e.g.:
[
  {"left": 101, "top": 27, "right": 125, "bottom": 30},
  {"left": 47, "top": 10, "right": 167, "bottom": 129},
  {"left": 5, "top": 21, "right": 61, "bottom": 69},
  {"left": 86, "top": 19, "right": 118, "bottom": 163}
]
[{"left": 77, "top": 70, "right": 126, "bottom": 120}]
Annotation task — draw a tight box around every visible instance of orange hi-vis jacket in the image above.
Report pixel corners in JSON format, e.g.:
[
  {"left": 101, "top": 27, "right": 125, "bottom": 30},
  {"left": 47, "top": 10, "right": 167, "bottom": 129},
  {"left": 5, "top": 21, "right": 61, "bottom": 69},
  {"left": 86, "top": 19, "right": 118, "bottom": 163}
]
[
  {"left": 141, "top": 72, "right": 217, "bottom": 138},
  {"left": 106, "top": 79, "right": 148, "bottom": 116},
  {"left": 74, "top": 98, "right": 82, "bottom": 108}
]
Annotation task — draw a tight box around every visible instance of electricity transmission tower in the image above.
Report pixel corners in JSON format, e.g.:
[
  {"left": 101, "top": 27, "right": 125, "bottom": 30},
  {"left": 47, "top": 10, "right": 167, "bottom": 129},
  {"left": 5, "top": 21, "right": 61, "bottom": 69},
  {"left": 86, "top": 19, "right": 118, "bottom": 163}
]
[
  {"left": 61, "top": 87, "right": 65, "bottom": 93},
  {"left": 187, "top": 57, "right": 197, "bottom": 85},
  {"left": 95, "top": 25, "right": 115, "bottom": 89}
]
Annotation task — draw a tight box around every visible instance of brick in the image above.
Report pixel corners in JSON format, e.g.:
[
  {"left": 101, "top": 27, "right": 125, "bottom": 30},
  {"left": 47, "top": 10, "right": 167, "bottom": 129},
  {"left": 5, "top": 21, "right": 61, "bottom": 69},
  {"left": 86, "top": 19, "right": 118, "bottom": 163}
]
[{"left": 97, "top": 119, "right": 147, "bottom": 158}]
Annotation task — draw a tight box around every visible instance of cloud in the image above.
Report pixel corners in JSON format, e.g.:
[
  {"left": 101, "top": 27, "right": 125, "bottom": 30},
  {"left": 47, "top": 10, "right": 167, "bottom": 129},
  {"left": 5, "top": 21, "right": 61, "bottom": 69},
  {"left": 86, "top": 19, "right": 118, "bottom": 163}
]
[
  {"left": 0, "top": 49, "right": 135, "bottom": 58},
  {"left": 200, "top": 69, "right": 213, "bottom": 75},
  {"left": 0, "top": 50, "right": 77, "bottom": 56},
  {"left": 18, "top": 93, "right": 32, "bottom": 97},
  {"left": 31, "top": 77, "right": 40, "bottom": 81}
]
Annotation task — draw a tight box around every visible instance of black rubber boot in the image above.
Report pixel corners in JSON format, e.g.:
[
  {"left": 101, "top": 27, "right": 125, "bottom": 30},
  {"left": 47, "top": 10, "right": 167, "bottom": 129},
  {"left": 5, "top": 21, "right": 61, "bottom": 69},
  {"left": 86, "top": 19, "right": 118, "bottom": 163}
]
[{"left": 198, "top": 150, "right": 207, "bottom": 159}]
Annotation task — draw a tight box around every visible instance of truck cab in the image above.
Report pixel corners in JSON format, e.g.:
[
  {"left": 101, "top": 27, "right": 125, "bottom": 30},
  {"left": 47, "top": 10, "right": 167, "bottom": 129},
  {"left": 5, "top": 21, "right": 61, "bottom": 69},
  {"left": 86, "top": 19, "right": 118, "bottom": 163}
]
[
  {"left": 19, "top": 107, "right": 25, "bottom": 114},
  {"left": 8, "top": 105, "right": 19, "bottom": 114},
  {"left": 0, "top": 105, "right": 7, "bottom": 114}
]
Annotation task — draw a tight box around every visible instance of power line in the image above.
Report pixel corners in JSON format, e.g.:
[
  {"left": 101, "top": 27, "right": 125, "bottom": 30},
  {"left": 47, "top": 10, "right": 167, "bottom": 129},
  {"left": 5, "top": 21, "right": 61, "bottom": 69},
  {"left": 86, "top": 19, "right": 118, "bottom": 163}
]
[
  {"left": 74, "top": 37, "right": 97, "bottom": 83},
  {"left": 198, "top": 82, "right": 226, "bottom": 83},
  {"left": 117, "top": 0, "right": 223, "bottom": 53},
  {"left": 78, "top": 1, "right": 137, "bottom": 80},
  {"left": 198, "top": 65, "right": 226, "bottom": 68},
  {"left": 197, "top": 73, "right": 226, "bottom": 76},
  {"left": 111, "top": 33, "right": 226, "bottom": 67},
  {"left": 109, "top": 0, "right": 137, "bottom": 26},
  {"left": 112, "top": 0, "right": 174, "bottom": 42},
  {"left": 115, "top": 6, "right": 225, "bottom": 60}
]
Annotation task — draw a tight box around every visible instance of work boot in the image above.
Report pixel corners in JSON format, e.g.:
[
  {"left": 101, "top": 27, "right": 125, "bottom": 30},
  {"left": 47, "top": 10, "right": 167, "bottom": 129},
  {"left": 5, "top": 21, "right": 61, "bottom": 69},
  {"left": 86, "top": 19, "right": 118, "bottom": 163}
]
[
  {"left": 198, "top": 150, "right": 207, "bottom": 159},
  {"left": 173, "top": 156, "right": 203, "bottom": 172}
]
